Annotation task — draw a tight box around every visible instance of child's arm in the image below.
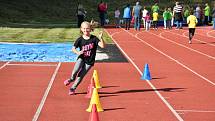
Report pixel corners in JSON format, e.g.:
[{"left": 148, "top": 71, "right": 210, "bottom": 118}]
[
  {"left": 98, "top": 31, "right": 105, "bottom": 48},
  {"left": 72, "top": 47, "right": 83, "bottom": 55}
]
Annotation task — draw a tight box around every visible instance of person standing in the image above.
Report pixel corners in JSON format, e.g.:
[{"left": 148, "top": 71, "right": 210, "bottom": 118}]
[
  {"left": 142, "top": 6, "right": 148, "bottom": 28},
  {"left": 123, "top": 4, "right": 132, "bottom": 30},
  {"left": 152, "top": 10, "right": 159, "bottom": 30},
  {"left": 64, "top": 21, "right": 106, "bottom": 95},
  {"left": 195, "top": 4, "right": 201, "bottom": 26},
  {"left": 132, "top": 1, "right": 142, "bottom": 31},
  {"left": 204, "top": 3, "right": 211, "bottom": 26},
  {"left": 151, "top": 2, "right": 159, "bottom": 13},
  {"left": 187, "top": 10, "right": 198, "bottom": 44},
  {"left": 212, "top": 3, "right": 215, "bottom": 29},
  {"left": 114, "top": 7, "right": 121, "bottom": 28},
  {"left": 145, "top": 12, "right": 151, "bottom": 31},
  {"left": 77, "top": 3, "right": 87, "bottom": 27},
  {"left": 98, "top": 1, "right": 107, "bottom": 27},
  {"left": 173, "top": 2, "right": 183, "bottom": 29}
]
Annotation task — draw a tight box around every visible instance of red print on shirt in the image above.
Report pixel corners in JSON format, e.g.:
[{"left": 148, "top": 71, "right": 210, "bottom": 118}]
[{"left": 82, "top": 43, "right": 94, "bottom": 57}]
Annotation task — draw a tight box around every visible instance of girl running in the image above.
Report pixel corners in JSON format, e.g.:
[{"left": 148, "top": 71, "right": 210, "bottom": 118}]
[{"left": 64, "top": 21, "right": 105, "bottom": 95}]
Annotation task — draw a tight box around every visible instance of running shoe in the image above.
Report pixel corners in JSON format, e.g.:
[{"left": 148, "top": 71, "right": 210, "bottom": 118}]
[
  {"left": 69, "top": 88, "right": 75, "bottom": 95},
  {"left": 64, "top": 79, "right": 72, "bottom": 86}
]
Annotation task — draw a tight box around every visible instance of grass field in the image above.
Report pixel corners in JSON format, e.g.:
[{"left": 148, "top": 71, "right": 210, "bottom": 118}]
[{"left": 0, "top": 23, "right": 112, "bottom": 43}]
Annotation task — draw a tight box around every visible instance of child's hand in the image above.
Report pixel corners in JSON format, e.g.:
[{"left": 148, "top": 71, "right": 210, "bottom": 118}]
[{"left": 78, "top": 49, "right": 84, "bottom": 55}]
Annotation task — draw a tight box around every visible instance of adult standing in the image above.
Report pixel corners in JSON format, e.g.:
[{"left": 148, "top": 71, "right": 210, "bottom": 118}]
[
  {"left": 132, "top": 1, "right": 142, "bottom": 30},
  {"left": 98, "top": 1, "right": 107, "bottom": 27},
  {"left": 204, "top": 3, "right": 210, "bottom": 26},
  {"left": 195, "top": 4, "right": 201, "bottom": 26},
  {"left": 173, "top": 2, "right": 183, "bottom": 29},
  {"left": 212, "top": 3, "right": 215, "bottom": 29},
  {"left": 123, "top": 4, "right": 132, "bottom": 30},
  {"left": 77, "top": 3, "right": 87, "bottom": 27}
]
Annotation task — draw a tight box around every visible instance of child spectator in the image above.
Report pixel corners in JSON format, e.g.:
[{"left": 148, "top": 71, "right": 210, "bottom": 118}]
[
  {"left": 142, "top": 6, "right": 148, "bottom": 28},
  {"left": 163, "top": 8, "right": 168, "bottom": 29},
  {"left": 114, "top": 7, "right": 121, "bottom": 28},
  {"left": 153, "top": 11, "right": 159, "bottom": 30},
  {"left": 145, "top": 12, "right": 151, "bottom": 31}
]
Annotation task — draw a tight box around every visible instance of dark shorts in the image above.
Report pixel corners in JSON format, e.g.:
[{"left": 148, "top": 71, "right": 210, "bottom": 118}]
[{"left": 189, "top": 28, "right": 195, "bottom": 35}]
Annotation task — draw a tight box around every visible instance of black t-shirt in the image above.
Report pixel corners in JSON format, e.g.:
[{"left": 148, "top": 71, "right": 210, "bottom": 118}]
[{"left": 74, "top": 35, "right": 100, "bottom": 65}]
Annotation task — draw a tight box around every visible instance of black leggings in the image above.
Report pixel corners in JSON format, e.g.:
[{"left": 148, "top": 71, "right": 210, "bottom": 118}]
[{"left": 189, "top": 28, "right": 195, "bottom": 40}]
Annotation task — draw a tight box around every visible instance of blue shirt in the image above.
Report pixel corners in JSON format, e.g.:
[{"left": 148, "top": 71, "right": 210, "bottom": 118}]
[{"left": 123, "top": 7, "right": 131, "bottom": 19}]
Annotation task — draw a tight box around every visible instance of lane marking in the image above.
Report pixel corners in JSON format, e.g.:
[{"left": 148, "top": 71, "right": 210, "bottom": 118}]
[
  {"left": 32, "top": 62, "right": 61, "bottom": 121},
  {"left": 0, "top": 61, "right": 10, "bottom": 70},
  {"left": 176, "top": 109, "right": 215, "bottom": 113},
  {"left": 157, "top": 32, "right": 215, "bottom": 59},
  {"left": 168, "top": 30, "right": 215, "bottom": 47},
  {"left": 105, "top": 29, "right": 184, "bottom": 121},
  {"left": 134, "top": 31, "right": 215, "bottom": 86},
  {"left": 206, "top": 30, "right": 215, "bottom": 38},
  {"left": 7, "top": 63, "right": 57, "bottom": 67}
]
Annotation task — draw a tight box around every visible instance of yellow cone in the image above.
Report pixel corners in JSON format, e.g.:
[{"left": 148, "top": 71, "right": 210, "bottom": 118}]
[
  {"left": 93, "top": 70, "right": 102, "bottom": 88},
  {"left": 86, "top": 88, "right": 104, "bottom": 112}
]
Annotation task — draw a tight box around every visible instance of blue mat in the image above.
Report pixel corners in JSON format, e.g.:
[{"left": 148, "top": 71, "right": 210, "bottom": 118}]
[{"left": 0, "top": 43, "right": 77, "bottom": 62}]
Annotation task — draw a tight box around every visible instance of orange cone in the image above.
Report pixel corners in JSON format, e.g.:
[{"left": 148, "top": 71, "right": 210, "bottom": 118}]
[
  {"left": 89, "top": 104, "right": 100, "bottom": 121},
  {"left": 85, "top": 77, "right": 95, "bottom": 98}
]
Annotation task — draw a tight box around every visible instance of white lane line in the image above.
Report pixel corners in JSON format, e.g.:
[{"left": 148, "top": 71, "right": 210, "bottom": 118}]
[
  {"left": 105, "top": 29, "right": 184, "bottom": 121},
  {"left": 169, "top": 30, "right": 215, "bottom": 47},
  {"left": 32, "top": 62, "right": 61, "bottom": 121},
  {"left": 7, "top": 63, "right": 57, "bottom": 67},
  {"left": 135, "top": 31, "right": 215, "bottom": 86},
  {"left": 156, "top": 32, "right": 215, "bottom": 59},
  {"left": 0, "top": 61, "right": 10, "bottom": 70},
  {"left": 176, "top": 109, "right": 215, "bottom": 113},
  {"left": 206, "top": 30, "right": 215, "bottom": 38}
]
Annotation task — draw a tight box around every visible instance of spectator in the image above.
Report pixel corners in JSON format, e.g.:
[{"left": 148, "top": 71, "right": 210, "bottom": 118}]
[
  {"left": 76, "top": 3, "right": 87, "bottom": 27},
  {"left": 132, "top": 1, "right": 142, "bottom": 30},
  {"left": 98, "top": 1, "right": 107, "bottom": 27},
  {"left": 173, "top": 2, "right": 183, "bottom": 29},
  {"left": 152, "top": 10, "right": 159, "bottom": 30},
  {"left": 151, "top": 3, "right": 159, "bottom": 13},
  {"left": 114, "top": 7, "right": 121, "bottom": 28},
  {"left": 183, "top": 5, "right": 190, "bottom": 23},
  {"left": 195, "top": 4, "right": 202, "bottom": 26},
  {"left": 204, "top": 3, "right": 210, "bottom": 25},
  {"left": 123, "top": 4, "right": 132, "bottom": 30},
  {"left": 163, "top": 8, "right": 168, "bottom": 29},
  {"left": 145, "top": 12, "right": 151, "bottom": 31},
  {"left": 142, "top": 6, "right": 148, "bottom": 28}
]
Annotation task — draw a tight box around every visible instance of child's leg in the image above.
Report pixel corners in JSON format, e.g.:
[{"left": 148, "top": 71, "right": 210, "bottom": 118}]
[
  {"left": 70, "top": 63, "right": 92, "bottom": 90},
  {"left": 70, "top": 58, "right": 84, "bottom": 81}
]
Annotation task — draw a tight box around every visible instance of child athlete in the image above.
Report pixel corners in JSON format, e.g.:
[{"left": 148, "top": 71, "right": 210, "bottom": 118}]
[
  {"left": 187, "top": 10, "right": 198, "bottom": 44},
  {"left": 64, "top": 21, "right": 105, "bottom": 95}
]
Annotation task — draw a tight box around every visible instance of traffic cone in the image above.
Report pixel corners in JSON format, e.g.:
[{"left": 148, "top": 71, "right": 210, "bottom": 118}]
[
  {"left": 93, "top": 70, "right": 102, "bottom": 88},
  {"left": 86, "top": 88, "right": 103, "bottom": 112},
  {"left": 85, "top": 77, "right": 95, "bottom": 98},
  {"left": 88, "top": 104, "right": 100, "bottom": 121},
  {"left": 141, "top": 64, "right": 152, "bottom": 80}
]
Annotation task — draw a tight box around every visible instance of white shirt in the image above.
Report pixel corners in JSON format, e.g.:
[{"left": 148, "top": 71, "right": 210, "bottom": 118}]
[{"left": 142, "top": 9, "right": 148, "bottom": 18}]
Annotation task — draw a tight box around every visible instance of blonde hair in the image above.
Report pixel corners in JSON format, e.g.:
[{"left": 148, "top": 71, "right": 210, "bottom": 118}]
[{"left": 80, "top": 20, "right": 98, "bottom": 34}]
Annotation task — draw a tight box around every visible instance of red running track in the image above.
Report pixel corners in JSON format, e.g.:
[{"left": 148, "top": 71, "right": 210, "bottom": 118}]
[{"left": 0, "top": 26, "right": 214, "bottom": 121}]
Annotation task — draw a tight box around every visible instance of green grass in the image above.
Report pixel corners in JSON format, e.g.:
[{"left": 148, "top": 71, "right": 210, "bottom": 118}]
[{"left": 0, "top": 25, "right": 112, "bottom": 43}]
